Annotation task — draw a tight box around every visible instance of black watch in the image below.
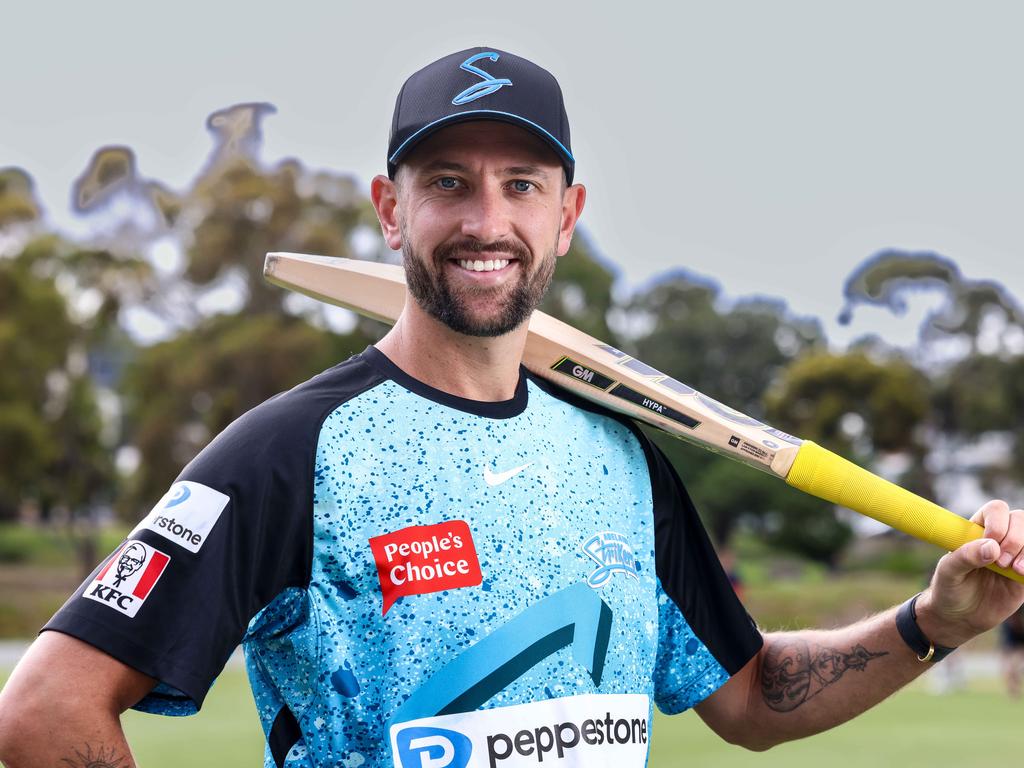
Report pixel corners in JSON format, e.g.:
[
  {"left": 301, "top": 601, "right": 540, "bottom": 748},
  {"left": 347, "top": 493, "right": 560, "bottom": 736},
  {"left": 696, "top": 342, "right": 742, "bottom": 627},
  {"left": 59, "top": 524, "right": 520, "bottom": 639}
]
[{"left": 896, "top": 593, "right": 957, "bottom": 663}]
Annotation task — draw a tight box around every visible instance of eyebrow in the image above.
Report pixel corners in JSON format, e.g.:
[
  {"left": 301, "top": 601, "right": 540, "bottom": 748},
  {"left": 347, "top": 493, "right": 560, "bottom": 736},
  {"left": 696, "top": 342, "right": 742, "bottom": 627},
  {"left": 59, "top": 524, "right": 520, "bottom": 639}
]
[{"left": 417, "top": 160, "right": 551, "bottom": 179}]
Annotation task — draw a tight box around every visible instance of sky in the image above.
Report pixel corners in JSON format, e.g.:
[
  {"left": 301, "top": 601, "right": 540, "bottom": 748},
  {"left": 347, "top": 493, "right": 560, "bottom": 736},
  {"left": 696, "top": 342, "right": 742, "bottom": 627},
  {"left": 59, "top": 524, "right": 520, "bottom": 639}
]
[{"left": 3, "top": 0, "right": 1023, "bottom": 348}]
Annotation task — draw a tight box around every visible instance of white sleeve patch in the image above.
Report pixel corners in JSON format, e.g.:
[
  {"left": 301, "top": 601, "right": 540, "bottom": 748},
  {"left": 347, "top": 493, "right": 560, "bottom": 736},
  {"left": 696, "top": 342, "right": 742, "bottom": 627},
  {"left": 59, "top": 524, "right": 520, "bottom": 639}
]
[{"left": 131, "top": 481, "right": 230, "bottom": 553}]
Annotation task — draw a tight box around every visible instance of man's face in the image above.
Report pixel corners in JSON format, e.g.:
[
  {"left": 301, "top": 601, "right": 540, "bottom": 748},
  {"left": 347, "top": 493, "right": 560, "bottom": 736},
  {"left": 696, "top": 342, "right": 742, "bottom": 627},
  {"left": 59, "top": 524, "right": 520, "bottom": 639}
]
[{"left": 384, "top": 121, "right": 582, "bottom": 337}]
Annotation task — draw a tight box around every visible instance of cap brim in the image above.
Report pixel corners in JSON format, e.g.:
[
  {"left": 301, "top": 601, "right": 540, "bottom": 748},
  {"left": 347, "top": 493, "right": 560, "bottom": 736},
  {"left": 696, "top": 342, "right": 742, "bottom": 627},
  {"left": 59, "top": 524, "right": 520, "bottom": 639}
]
[{"left": 387, "top": 109, "right": 575, "bottom": 184}]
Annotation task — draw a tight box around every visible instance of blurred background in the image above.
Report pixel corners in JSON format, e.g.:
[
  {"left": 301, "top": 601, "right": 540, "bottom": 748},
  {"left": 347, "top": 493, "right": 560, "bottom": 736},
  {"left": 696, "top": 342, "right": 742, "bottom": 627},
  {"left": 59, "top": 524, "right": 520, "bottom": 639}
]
[{"left": 2, "top": 1, "right": 1023, "bottom": 765}]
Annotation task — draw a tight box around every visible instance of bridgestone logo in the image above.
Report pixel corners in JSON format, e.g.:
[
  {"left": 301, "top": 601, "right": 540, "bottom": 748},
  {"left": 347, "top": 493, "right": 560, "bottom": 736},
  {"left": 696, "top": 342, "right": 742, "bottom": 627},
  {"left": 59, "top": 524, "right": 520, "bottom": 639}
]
[{"left": 132, "top": 481, "right": 228, "bottom": 553}]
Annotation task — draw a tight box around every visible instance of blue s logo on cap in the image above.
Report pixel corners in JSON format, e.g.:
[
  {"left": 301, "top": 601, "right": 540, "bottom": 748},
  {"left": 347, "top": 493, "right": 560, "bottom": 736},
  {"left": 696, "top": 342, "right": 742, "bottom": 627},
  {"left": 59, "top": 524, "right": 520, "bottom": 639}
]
[{"left": 452, "top": 52, "right": 513, "bottom": 105}]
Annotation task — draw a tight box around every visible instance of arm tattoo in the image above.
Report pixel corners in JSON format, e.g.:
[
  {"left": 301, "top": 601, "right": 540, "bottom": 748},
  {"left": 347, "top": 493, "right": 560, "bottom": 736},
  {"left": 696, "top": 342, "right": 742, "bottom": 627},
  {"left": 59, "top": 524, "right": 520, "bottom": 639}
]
[
  {"left": 60, "top": 744, "right": 130, "bottom": 768},
  {"left": 761, "top": 637, "right": 888, "bottom": 712}
]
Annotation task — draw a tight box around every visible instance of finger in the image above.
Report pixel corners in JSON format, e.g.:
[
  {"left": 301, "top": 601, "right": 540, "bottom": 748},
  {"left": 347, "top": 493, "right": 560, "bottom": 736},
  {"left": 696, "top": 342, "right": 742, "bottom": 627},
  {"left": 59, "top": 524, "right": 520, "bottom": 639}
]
[
  {"left": 934, "top": 538, "right": 1001, "bottom": 585},
  {"left": 993, "top": 509, "right": 1024, "bottom": 570},
  {"left": 971, "top": 499, "right": 1010, "bottom": 539},
  {"left": 1009, "top": 511, "right": 1024, "bottom": 575}
]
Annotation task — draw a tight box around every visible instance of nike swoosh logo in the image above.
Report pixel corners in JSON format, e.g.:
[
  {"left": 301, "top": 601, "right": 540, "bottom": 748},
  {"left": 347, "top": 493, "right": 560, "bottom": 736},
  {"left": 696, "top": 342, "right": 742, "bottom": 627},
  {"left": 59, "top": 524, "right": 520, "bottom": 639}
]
[{"left": 483, "top": 462, "right": 534, "bottom": 487}]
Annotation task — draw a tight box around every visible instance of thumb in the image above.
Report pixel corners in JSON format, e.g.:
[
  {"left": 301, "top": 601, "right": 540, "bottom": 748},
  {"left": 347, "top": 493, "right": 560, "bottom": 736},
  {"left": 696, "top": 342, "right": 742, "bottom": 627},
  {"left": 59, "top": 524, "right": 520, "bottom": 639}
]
[{"left": 935, "top": 538, "right": 1000, "bottom": 584}]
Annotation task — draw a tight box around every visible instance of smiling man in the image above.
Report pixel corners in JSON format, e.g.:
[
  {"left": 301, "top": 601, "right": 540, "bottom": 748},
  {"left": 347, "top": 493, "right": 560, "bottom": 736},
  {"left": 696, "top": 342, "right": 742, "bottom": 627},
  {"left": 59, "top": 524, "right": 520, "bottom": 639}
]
[{"left": 2, "top": 47, "right": 1024, "bottom": 768}]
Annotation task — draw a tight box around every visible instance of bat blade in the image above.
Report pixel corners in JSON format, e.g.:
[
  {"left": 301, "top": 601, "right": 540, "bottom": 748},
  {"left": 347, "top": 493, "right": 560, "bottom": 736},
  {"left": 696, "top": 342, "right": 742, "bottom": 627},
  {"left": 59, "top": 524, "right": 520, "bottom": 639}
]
[
  {"left": 265, "top": 251, "right": 800, "bottom": 476},
  {"left": 264, "top": 252, "right": 1023, "bottom": 583}
]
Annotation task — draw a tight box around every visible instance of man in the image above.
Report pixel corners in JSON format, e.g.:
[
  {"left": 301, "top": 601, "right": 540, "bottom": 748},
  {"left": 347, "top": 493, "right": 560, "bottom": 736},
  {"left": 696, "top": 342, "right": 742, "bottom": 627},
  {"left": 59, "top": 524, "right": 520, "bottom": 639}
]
[{"left": 1, "top": 47, "right": 1023, "bottom": 768}]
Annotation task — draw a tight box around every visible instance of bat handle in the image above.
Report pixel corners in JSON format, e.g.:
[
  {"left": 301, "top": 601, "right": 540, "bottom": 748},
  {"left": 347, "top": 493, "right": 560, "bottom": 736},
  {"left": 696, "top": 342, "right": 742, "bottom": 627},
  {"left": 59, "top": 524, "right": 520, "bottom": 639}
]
[{"left": 786, "top": 440, "right": 1024, "bottom": 584}]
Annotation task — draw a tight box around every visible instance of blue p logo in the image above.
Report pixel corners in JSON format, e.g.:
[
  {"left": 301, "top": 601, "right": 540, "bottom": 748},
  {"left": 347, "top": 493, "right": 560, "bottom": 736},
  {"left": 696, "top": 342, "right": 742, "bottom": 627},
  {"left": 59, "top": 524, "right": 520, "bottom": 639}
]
[
  {"left": 396, "top": 726, "right": 472, "bottom": 768},
  {"left": 165, "top": 484, "right": 191, "bottom": 508}
]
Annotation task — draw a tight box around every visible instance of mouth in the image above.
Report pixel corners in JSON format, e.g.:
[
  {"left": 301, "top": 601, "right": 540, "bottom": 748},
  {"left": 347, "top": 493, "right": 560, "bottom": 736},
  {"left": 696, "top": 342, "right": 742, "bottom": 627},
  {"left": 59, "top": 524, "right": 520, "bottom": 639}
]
[{"left": 455, "top": 258, "right": 512, "bottom": 272}]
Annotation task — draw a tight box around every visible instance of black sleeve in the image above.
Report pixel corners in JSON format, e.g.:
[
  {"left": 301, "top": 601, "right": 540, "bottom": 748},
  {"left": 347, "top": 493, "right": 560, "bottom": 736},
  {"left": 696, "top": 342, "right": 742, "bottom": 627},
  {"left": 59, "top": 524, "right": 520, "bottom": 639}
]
[
  {"left": 638, "top": 432, "right": 763, "bottom": 676},
  {"left": 40, "top": 361, "right": 377, "bottom": 713}
]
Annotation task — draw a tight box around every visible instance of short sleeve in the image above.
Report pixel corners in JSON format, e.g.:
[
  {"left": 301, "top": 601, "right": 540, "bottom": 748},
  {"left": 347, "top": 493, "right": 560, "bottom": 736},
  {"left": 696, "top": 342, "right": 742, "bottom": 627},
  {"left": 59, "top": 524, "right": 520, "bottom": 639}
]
[
  {"left": 636, "top": 435, "right": 763, "bottom": 713},
  {"left": 42, "top": 392, "right": 319, "bottom": 714}
]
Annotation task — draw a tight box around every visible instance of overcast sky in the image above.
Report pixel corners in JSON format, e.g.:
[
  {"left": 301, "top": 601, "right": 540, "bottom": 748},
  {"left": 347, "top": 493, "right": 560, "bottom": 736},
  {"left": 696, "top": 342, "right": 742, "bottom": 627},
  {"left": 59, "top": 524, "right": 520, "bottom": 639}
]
[{"left": 3, "top": 0, "right": 1022, "bottom": 347}]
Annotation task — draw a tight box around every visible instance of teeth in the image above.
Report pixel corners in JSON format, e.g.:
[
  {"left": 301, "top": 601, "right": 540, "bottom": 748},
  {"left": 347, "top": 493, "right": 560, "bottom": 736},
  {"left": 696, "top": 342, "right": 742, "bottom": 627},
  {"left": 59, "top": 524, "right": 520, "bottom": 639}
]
[{"left": 458, "top": 259, "right": 510, "bottom": 272}]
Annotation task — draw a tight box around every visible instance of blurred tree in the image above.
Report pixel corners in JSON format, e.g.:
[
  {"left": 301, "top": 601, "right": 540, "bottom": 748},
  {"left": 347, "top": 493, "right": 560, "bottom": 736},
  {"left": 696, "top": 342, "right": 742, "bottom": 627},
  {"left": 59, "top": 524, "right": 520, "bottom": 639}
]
[
  {"left": 540, "top": 232, "right": 619, "bottom": 340},
  {"left": 120, "top": 313, "right": 376, "bottom": 514},
  {"left": 763, "top": 350, "right": 932, "bottom": 559},
  {"left": 0, "top": 168, "right": 42, "bottom": 229},
  {"left": 840, "top": 248, "right": 1024, "bottom": 503},
  {"left": 93, "top": 104, "right": 390, "bottom": 517},
  {"left": 933, "top": 353, "right": 1024, "bottom": 492},
  {"left": 618, "top": 271, "right": 841, "bottom": 561},
  {"left": 626, "top": 274, "right": 822, "bottom": 418},
  {"left": 765, "top": 351, "right": 929, "bottom": 458},
  {"left": 840, "top": 249, "right": 1023, "bottom": 357},
  {"left": 0, "top": 245, "right": 116, "bottom": 577}
]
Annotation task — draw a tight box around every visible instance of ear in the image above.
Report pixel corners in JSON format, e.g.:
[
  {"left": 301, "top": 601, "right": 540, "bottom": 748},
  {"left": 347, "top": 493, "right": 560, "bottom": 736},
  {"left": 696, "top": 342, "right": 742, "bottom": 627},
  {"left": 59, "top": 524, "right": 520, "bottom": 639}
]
[
  {"left": 556, "top": 183, "right": 587, "bottom": 257},
  {"left": 371, "top": 174, "right": 402, "bottom": 251}
]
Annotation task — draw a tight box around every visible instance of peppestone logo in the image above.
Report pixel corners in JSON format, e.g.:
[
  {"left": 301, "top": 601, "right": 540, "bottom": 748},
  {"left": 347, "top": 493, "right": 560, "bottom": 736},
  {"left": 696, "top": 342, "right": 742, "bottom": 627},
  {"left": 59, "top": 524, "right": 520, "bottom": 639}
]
[
  {"left": 369, "top": 521, "right": 482, "bottom": 614},
  {"left": 390, "top": 694, "right": 650, "bottom": 767},
  {"left": 131, "top": 481, "right": 228, "bottom": 553},
  {"left": 83, "top": 540, "right": 171, "bottom": 618},
  {"left": 396, "top": 726, "right": 472, "bottom": 768},
  {"left": 581, "top": 532, "right": 640, "bottom": 589}
]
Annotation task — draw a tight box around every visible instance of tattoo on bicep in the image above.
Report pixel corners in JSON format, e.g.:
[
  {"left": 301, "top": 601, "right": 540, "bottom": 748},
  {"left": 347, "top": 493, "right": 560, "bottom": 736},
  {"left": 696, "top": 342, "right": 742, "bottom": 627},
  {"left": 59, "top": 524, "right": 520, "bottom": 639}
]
[
  {"left": 760, "top": 637, "right": 888, "bottom": 712},
  {"left": 60, "top": 743, "right": 130, "bottom": 768}
]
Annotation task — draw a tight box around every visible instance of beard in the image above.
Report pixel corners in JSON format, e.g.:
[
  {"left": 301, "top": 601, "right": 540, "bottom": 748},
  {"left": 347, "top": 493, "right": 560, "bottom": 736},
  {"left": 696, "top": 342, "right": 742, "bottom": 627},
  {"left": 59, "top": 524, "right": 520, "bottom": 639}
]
[{"left": 402, "top": 237, "right": 557, "bottom": 337}]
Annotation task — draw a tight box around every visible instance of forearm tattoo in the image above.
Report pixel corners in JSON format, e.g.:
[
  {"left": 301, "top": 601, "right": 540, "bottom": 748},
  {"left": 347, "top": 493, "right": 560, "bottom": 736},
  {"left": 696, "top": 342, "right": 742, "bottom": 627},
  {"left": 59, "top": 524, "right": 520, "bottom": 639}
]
[
  {"left": 60, "top": 744, "right": 129, "bottom": 768},
  {"left": 761, "top": 637, "right": 888, "bottom": 712}
]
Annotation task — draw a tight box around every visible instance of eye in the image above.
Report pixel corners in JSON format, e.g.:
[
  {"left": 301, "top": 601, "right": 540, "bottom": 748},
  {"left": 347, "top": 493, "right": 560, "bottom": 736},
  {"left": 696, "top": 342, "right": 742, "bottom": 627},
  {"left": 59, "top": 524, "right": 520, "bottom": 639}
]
[
  {"left": 510, "top": 180, "right": 534, "bottom": 193},
  {"left": 436, "top": 176, "right": 460, "bottom": 190}
]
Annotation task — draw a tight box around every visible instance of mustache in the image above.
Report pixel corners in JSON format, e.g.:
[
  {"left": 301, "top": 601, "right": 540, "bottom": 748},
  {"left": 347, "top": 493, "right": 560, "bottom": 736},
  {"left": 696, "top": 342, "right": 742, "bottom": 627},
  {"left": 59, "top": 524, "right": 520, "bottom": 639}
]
[{"left": 434, "top": 239, "right": 530, "bottom": 262}]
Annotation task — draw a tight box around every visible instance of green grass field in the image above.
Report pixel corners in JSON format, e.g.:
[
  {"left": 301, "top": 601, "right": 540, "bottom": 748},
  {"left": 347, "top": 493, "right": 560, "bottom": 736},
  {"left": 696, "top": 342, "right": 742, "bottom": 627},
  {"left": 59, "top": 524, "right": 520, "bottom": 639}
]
[{"left": 3, "top": 663, "right": 1018, "bottom": 766}]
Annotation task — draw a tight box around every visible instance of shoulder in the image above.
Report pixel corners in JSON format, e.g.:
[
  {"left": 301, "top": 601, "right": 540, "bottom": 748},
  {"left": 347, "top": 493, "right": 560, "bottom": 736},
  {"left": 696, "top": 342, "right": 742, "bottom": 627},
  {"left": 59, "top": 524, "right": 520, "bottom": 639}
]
[{"left": 525, "top": 369, "right": 674, "bottom": 477}]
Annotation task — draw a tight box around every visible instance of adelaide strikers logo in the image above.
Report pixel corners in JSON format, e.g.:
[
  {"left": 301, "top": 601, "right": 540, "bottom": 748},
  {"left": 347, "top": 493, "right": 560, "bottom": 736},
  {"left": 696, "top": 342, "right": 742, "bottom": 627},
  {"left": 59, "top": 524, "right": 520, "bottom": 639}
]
[
  {"left": 452, "top": 51, "right": 512, "bottom": 105},
  {"left": 581, "top": 531, "right": 641, "bottom": 588}
]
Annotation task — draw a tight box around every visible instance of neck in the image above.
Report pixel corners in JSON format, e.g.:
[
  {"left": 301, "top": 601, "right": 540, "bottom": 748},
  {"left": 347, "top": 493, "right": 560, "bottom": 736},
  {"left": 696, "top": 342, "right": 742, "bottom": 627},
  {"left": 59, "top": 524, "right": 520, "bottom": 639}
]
[{"left": 375, "top": 295, "right": 529, "bottom": 401}]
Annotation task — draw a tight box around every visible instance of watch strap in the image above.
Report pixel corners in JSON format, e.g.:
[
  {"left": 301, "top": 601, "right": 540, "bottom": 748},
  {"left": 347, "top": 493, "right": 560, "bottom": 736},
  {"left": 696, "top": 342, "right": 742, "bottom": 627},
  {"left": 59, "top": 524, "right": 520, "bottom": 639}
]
[{"left": 896, "top": 593, "right": 957, "bottom": 663}]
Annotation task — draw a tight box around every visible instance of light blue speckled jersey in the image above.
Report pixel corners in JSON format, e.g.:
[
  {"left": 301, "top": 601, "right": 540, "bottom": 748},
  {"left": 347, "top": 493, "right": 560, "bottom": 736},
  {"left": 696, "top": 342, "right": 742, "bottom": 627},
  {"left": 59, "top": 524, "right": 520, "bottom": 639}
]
[{"left": 47, "top": 348, "right": 761, "bottom": 768}]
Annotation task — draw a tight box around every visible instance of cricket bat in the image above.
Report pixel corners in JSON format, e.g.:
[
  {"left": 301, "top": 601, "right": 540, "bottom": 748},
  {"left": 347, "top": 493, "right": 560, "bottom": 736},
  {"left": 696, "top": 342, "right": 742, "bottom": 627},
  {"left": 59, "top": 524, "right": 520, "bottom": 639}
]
[{"left": 264, "top": 252, "right": 1023, "bottom": 583}]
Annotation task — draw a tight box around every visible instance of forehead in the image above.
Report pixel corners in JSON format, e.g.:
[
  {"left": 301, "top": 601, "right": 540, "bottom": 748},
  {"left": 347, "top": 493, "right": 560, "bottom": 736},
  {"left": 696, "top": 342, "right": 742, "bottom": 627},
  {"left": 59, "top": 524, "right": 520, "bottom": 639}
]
[{"left": 400, "top": 121, "right": 562, "bottom": 173}]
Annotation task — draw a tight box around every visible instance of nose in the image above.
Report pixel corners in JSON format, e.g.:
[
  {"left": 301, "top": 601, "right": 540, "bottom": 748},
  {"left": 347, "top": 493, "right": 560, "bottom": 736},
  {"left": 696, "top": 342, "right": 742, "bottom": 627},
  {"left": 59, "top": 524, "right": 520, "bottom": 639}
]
[{"left": 459, "top": 183, "right": 511, "bottom": 243}]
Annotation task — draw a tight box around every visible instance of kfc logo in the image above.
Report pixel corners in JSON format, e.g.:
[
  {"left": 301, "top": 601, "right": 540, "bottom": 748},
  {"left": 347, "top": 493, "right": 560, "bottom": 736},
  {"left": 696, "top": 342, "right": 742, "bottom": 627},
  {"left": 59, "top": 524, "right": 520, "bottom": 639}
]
[{"left": 83, "top": 540, "right": 171, "bottom": 618}]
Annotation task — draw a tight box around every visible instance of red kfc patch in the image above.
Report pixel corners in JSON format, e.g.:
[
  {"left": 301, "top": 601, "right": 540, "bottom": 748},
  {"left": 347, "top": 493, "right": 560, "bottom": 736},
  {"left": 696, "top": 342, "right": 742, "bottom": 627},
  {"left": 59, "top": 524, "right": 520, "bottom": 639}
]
[{"left": 369, "top": 520, "right": 482, "bottom": 614}]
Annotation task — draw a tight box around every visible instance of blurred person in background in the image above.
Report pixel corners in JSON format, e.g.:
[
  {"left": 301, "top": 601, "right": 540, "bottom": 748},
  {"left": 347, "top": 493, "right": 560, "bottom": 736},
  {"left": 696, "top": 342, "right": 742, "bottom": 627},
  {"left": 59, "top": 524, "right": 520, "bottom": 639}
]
[{"left": 1000, "top": 604, "right": 1024, "bottom": 698}]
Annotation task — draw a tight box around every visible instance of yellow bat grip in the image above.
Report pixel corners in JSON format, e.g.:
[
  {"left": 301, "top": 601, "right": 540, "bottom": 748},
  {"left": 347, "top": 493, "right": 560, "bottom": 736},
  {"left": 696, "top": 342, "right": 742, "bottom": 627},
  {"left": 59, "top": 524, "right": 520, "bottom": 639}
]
[{"left": 786, "top": 440, "right": 1024, "bottom": 584}]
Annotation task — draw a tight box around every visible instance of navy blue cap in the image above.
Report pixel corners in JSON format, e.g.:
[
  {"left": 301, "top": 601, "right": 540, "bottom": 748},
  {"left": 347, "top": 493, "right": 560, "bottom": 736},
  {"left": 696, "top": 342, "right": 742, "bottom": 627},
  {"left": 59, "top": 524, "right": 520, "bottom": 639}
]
[{"left": 387, "top": 47, "right": 575, "bottom": 184}]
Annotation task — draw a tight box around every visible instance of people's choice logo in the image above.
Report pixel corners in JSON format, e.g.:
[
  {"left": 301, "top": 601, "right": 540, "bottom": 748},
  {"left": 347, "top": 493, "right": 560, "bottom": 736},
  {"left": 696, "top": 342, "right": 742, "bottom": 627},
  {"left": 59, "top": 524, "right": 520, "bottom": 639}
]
[
  {"left": 452, "top": 52, "right": 513, "bottom": 105},
  {"left": 83, "top": 540, "right": 171, "bottom": 617},
  {"left": 131, "top": 480, "right": 228, "bottom": 553},
  {"left": 395, "top": 726, "right": 472, "bottom": 768},
  {"left": 581, "top": 532, "right": 640, "bottom": 588},
  {"left": 369, "top": 521, "right": 482, "bottom": 614}
]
